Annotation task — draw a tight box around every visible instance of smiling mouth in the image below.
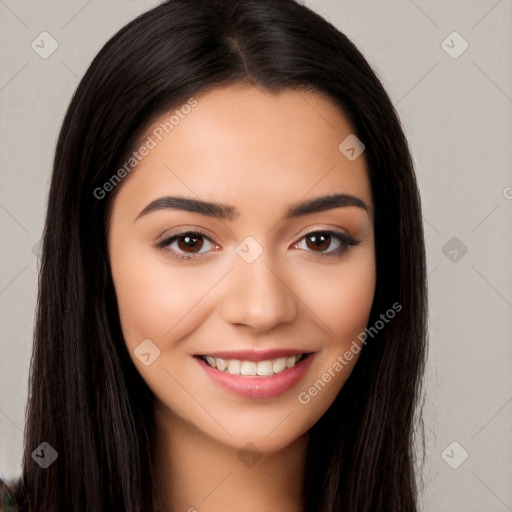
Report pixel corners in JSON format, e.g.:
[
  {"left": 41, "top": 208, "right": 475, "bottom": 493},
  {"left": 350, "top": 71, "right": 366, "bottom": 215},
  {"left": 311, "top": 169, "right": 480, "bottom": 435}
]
[{"left": 197, "top": 353, "right": 311, "bottom": 376}]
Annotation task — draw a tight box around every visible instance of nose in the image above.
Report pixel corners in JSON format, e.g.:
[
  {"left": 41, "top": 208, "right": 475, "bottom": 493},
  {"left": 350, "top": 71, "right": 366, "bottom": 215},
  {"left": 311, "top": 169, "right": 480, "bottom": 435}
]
[{"left": 219, "top": 257, "right": 298, "bottom": 332}]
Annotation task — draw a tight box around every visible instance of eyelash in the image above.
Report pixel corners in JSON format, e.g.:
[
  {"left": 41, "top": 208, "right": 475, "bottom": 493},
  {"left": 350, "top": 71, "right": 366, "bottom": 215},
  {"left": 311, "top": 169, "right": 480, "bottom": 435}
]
[{"left": 154, "top": 229, "right": 360, "bottom": 262}]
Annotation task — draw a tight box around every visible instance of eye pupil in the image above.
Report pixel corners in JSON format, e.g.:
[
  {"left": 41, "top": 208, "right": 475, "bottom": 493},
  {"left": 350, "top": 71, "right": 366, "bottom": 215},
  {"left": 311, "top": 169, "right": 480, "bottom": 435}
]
[
  {"left": 306, "top": 233, "right": 330, "bottom": 252},
  {"left": 177, "top": 234, "right": 203, "bottom": 253}
]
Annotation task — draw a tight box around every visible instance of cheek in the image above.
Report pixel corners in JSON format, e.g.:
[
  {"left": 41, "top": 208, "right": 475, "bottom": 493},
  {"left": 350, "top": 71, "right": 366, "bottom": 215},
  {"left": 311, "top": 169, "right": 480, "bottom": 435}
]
[
  {"left": 111, "top": 256, "right": 175, "bottom": 345},
  {"left": 294, "top": 252, "right": 376, "bottom": 344},
  {"left": 110, "top": 242, "right": 224, "bottom": 350},
  {"left": 292, "top": 254, "right": 375, "bottom": 418}
]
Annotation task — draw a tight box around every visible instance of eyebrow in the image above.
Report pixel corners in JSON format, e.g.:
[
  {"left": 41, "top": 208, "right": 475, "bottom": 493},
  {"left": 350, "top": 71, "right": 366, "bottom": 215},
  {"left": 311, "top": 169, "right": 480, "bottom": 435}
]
[{"left": 135, "top": 193, "right": 372, "bottom": 222}]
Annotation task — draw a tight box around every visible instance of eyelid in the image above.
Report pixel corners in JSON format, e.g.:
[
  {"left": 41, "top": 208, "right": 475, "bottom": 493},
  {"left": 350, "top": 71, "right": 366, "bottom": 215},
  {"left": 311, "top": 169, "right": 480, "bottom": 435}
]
[
  {"left": 155, "top": 225, "right": 217, "bottom": 242},
  {"left": 292, "top": 224, "right": 358, "bottom": 243}
]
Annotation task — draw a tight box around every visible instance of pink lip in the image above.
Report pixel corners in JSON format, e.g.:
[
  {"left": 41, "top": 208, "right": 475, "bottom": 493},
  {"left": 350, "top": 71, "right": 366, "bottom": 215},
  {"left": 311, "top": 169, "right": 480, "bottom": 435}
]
[{"left": 195, "top": 353, "right": 315, "bottom": 399}]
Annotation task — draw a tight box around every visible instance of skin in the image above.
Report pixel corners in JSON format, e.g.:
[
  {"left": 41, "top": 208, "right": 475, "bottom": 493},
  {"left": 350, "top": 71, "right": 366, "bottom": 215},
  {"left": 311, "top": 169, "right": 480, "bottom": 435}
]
[{"left": 107, "top": 84, "right": 376, "bottom": 512}]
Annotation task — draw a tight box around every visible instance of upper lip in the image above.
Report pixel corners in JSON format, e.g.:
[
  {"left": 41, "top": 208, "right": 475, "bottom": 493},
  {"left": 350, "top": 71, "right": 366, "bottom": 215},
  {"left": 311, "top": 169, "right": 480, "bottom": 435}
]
[{"left": 195, "top": 349, "right": 311, "bottom": 361}]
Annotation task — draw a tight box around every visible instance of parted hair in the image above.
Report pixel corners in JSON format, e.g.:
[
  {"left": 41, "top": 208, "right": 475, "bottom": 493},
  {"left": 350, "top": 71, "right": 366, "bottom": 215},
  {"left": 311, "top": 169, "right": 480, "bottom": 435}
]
[{"left": 6, "top": 1, "right": 427, "bottom": 510}]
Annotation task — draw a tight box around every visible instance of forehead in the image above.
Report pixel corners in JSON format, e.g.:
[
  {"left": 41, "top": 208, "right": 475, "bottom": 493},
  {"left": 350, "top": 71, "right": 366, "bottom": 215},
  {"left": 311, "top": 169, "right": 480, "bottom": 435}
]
[{"left": 111, "top": 84, "right": 372, "bottom": 219}]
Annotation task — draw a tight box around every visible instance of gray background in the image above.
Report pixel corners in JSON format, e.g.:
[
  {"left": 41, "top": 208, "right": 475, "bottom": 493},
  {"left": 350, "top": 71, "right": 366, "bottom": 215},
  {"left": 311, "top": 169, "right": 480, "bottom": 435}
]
[{"left": 1, "top": 0, "right": 511, "bottom": 510}]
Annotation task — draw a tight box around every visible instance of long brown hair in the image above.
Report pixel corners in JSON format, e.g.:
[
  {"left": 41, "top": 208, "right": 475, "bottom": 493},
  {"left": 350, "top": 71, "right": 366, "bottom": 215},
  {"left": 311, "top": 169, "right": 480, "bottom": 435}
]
[{"left": 7, "top": 0, "right": 428, "bottom": 510}]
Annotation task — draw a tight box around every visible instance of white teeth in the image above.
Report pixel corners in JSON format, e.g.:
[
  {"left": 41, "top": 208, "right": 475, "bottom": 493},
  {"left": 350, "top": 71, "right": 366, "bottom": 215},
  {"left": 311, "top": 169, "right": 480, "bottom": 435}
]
[
  {"left": 227, "top": 359, "right": 241, "bottom": 375},
  {"left": 286, "top": 356, "right": 296, "bottom": 368},
  {"left": 272, "top": 357, "right": 286, "bottom": 373},
  {"left": 256, "top": 360, "right": 274, "bottom": 376},
  {"left": 203, "top": 354, "right": 304, "bottom": 376},
  {"left": 241, "top": 361, "right": 257, "bottom": 376}
]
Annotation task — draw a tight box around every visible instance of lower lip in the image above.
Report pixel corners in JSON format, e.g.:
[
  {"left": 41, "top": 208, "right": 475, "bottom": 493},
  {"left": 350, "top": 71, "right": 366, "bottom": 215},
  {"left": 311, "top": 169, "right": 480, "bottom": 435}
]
[{"left": 196, "top": 354, "right": 315, "bottom": 398}]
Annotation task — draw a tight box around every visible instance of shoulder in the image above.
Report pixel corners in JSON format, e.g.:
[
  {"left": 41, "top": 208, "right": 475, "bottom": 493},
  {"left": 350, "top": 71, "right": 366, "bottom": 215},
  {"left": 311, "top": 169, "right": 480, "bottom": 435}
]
[{"left": 0, "top": 478, "right": 20, "bottom": 512}]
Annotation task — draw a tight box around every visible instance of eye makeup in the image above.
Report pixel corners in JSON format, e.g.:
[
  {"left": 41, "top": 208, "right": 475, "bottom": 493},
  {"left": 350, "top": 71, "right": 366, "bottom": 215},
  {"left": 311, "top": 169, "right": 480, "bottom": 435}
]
[{"left": 153, "top": 228, "right": 360, "bottom": 262}]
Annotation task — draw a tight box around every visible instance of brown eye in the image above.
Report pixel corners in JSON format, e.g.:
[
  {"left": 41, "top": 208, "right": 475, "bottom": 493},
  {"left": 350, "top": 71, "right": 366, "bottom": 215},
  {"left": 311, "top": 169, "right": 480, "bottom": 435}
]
[
  {"left": 305, "top": 233, "right": 331, "bottom": 252},
  {"left": 155, "top": 231, "right": 217, "bottom": 261},
  {"left": 177, "top": 234, "right": 204, "bottom": 253},
  {"left": 295, "top": 230, "right": 358, "bottom": 256}
]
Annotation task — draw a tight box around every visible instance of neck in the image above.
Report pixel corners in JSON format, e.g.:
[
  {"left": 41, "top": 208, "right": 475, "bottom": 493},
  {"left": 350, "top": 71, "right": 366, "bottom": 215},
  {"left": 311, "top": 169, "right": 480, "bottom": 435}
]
[{"left": 153, "top": 405, "right": 309, "bottom": 512}]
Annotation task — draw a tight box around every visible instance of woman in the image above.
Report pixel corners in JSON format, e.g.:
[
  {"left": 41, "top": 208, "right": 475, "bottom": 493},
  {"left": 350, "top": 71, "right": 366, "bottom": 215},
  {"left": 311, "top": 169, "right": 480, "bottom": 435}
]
[{"left": 1, "top": 0, "right": 428, "bottom": 510}]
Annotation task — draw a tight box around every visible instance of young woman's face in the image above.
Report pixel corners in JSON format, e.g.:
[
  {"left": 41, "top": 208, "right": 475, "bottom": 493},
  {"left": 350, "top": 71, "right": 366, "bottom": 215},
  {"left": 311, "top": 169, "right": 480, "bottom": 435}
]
[{"left": 108, "top": 84, "right": 376, "bottom": 452}]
